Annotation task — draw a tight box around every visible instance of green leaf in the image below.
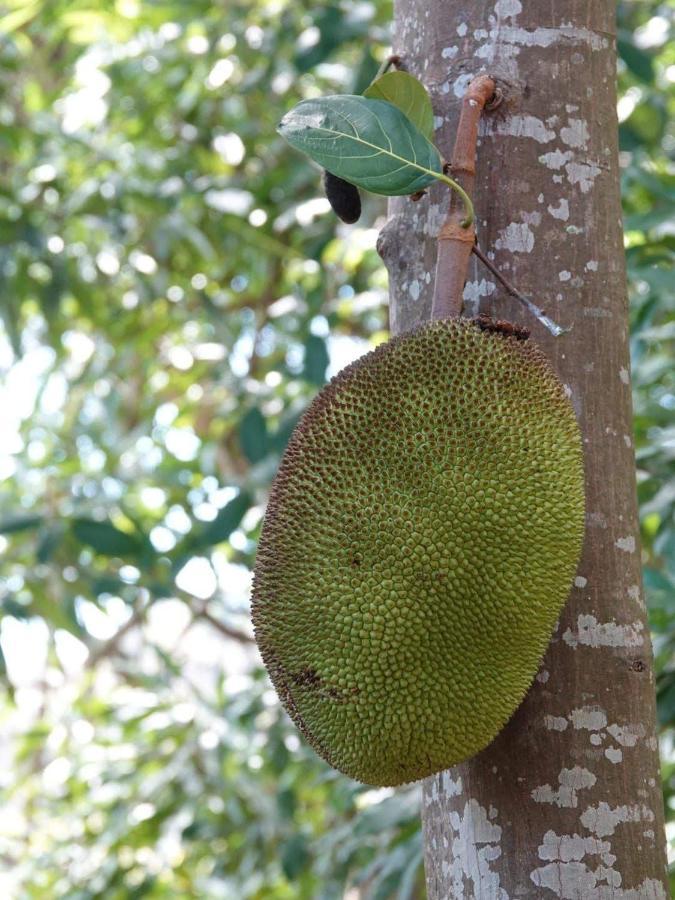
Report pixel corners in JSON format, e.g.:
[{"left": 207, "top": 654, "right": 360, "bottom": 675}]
[
  {"left": 281, "top": 833, "right": 310, "bottom": 880},
  {"left": 189, "top": 490, "right": 251, "bottom": 549},
  {"left": 618, "top": 37, "right": 655, "bottom": 84},
  {"left": 398, "top": 847, "right": 424, "bottom": 900},
  {"left": 72, "top": 518, "right": 142, "bottom": 557},
  {"left": 91, "top": 575, "right": 128, "bottom": 597},
  {"left": 277, "top": 787, "right": 297, "bottom": 820},
  {"left": 0, "top": 514, "right": 43, "bottom": 535},
  {"left": 36, "top": 525, "right": 64, "bottom": 563},
  {"left": 278, "top": 95, "right": 441, "bottom": 196},
  {"left": 270, "top": 410, "right": 304, "bottom": 454},
  {"left": 2, "top": 598, "right": 30, "bottom": 620},
  {"left": 303, "top": 334, "right": 329, "bottom": 385},
  {"left": 239, "top": 408, "right": 269, "bottom": 463},
  {"left": 364, "top": 71, "right": 434, "bottom": 140},
  {"left": 0, "top": 2, "right": 41, "bottom": 35}
]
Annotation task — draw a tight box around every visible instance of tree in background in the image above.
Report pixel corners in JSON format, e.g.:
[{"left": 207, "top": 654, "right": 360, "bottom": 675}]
[{"left": 0, "top": 0, "right": 672, "bottom": 897}]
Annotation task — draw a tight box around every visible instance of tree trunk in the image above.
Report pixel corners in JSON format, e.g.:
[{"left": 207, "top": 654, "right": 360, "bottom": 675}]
[{"left": 377, "top": 1, "right": 669, "bottom": 896}]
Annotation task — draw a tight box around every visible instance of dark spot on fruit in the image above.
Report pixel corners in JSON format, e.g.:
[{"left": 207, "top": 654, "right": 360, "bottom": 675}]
[{"left": 291, "top": 666, "right": 322, "bottom": 688}]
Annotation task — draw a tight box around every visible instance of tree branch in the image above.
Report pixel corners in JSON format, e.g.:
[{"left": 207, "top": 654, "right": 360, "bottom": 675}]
[
  {"left": 87, "top": 601, "right": 148, "bottom": 668},
  {"left": 197, "top": 607, "right": 256, "bottom": 644},
  {"left": 431, "top": 75, "right": 495, "bottom": 320}
]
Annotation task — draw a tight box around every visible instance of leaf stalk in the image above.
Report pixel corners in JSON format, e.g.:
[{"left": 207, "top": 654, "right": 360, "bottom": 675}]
[{"left": 435, "top": 172, "right": 474, "bottom": 227}]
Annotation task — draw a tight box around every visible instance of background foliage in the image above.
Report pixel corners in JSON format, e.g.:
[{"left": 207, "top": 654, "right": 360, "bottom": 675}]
[{"left": 0, "top": 0, "right": 672, "bottom": 896}]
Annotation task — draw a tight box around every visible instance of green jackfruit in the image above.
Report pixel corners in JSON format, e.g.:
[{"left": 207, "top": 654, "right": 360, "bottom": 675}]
[{"left": 252, "top": 318, "right": 584, "bottom": 786}]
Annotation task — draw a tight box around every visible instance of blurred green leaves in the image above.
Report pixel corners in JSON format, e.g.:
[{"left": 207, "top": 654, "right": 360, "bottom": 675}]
[
  {"left": 0, "top": 0, "right": 671, "bottom": 896},
  {"left": 72, "top": 518, "right": 144, "bottom": 557},
  {"left": 0, "top": 1, "right": 403, "bottom": 897},
  {"left": 187, "top": 490, "right": 252, "bottom": 550},
  {"left": 239, "top": 408, "right": 269, "bottom": 464}
]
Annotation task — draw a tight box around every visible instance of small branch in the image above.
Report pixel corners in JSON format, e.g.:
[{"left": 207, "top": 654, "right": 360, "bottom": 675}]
[
  {"left": 174, "top": 587, "right": 257, "bottom": 645},
  {"left": 431, "top": 75, "right": 495, "bottom": 321},
  {"left": 471, "top": 243, "right": 521, "bottom": 298},
  {"left": 198, "top": 608, "right": 256, "bottom": 644},
  {"left": 471, "top": 243, "right": 569, "bottom": 337},
  {"left": 374, "top": 53, "right": 404, "bottom": 81},
  {"left": 87, "top": 601, "right": 147, "bottom": 668}
]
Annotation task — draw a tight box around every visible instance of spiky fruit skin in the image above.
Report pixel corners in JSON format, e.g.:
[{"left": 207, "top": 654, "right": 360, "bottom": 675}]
[{"left": 252, "top": 319, "right": 585, "bottom": 787}]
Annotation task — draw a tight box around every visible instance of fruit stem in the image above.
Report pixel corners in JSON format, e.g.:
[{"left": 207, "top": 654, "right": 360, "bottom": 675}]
[{"left": 431, "top": 74, "right": 495, "bottom": 321}]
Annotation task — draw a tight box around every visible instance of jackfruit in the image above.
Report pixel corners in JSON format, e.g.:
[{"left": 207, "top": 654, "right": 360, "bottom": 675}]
[{"left": 252, "top": 318, "right": 584, "bottom": 786}]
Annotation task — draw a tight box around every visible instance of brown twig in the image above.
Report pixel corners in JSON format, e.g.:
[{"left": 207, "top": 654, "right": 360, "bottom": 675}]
[
  {"left": 198, "top": 608, "right": 256, "bottom": 644},
  {"left": 87, "top": 601, "right": 148, "bottom": 668},
  {"left": 471, "top": 242, "right": 569, "bottom": 337},
  {"left": 173, "top": 589, "right": 257, "bottom": 645},
  {"left": 471, "top": 243, "right": 528, "bottom": 304},
  {"left": 431, "top": 75, "right": 495, "bottom": 321}
]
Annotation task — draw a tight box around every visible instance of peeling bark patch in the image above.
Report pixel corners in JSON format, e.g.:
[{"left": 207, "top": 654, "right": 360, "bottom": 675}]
[
  {"left": 605, "top": 747, "right": 623, "bottom": 764},
  {"left": 620, "top": 367, "right": 630, "bottom": 384},
  {"left": 560, "top": 118, "right": 590, "bottom": 149},
  {"left": 563, "top": 615, "right": 644, "bottom": 649},
  {"left": 540, "top": 149, "right": 572, "bottom": 170},
  {"left": 442, "top": 800, "right": 508, "bottom": 899},
  {"left": 627, "top": 585, "right": 643, "bottom": 607},
  {"left": 616, "top": 535, "right": 636, "bottom": 553},
  {"left": 425, "top": 771, "right": 463, "bottom": 806},
  {"left": 537, "top": 830, "right": 614, "bottom": 865},
  {"left": 570, "top": 706, "right": 607, "bottom": 731},
  {"left": 495, "top": 25, "right": 610, "bottom": 50},
  {"left": 531, "top": 865, "right": 666, "bottom": 898},
  {"left": 463, "top": 278, "right": 496, "bottom": 301},
  {"left": 580, "top": 801, "right": 655, "bottom": 838},
  {"left": 532, "top": 821, "right": 666, "bottom": 897},
  {"left": 490, "top": 115, "right": 556, "bottom": 143},
  {"left": 494, "top": 222, "right": 534, "bottom": 253},
  {"left": 587, "top": 511, "right": 607, "bottom": 529},
  {"left": 607, "top": 723, "right": 646, "bottom": 747},
  {"left": 565, "top": 161, "right": 602, "bottom": 192},
  {"left": 548, "top": 198, "right": 570, "bottom": 220},
  {"left": 583, "top": 307, "right": 613, "bottom": 318},
  {"left": 544, "top": 715, "right": 569, "bottom": 732},
  {"left": 574, "top": 576, "right": 588, "bottom": 588},
  {"left": 532, "top": 767, "right": 596, "bottom": 808},
  {"left": 452, "top": 73, "right": 474, "bottom": 98},
  {"left": 494, "top": 0, "right": 522, "bottom": 18}
]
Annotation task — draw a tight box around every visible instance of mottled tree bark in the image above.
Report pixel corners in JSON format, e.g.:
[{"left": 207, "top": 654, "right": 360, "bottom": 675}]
[{"left": 377, "top": 1, "right": 669, "bottom": 896}]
